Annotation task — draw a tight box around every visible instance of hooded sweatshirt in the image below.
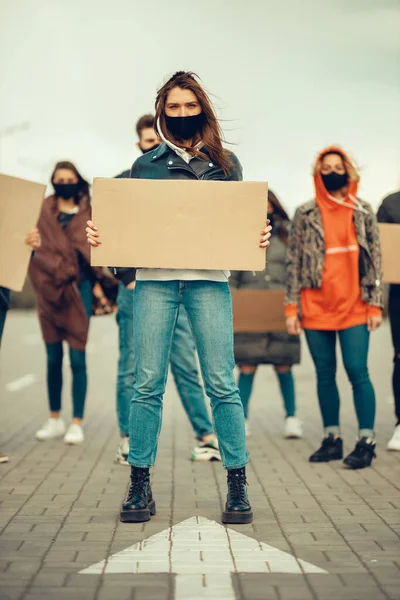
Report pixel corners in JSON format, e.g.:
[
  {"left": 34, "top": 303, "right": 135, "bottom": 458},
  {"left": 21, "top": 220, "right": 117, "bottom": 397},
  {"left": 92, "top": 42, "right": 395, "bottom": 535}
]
[{"left": 286, "top": 146, "right": 381, "bottom": 331}]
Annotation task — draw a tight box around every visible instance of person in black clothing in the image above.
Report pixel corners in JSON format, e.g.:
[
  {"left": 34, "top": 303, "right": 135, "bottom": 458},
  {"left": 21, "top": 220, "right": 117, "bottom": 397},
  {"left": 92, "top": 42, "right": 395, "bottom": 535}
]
[{"left": 377, "top": 191, "right": 400, "bottom": 451}]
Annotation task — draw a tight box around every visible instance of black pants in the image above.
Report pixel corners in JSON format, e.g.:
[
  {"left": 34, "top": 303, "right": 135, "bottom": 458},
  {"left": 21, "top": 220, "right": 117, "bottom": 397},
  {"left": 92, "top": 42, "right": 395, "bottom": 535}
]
[{"left": 389, "top": 284, "right": 400, "bottom": 425}]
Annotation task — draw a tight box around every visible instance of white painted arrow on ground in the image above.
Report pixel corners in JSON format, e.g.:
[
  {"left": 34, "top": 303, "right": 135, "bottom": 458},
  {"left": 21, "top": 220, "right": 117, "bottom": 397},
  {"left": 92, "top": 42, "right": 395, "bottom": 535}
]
[{"left": 80, "top": 516, "right": 327, "bottom": 599}]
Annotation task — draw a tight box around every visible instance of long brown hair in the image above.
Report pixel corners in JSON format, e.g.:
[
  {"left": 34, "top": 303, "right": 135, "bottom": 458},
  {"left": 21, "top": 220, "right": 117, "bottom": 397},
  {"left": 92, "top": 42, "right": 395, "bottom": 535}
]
[
  {"left": 268, "top": 190, "right": 290, "bottom": 246},
  {"left": 51, "top": 160, "right": 90, "bottom": 204},
  {"left": 155, "top": 71, "right": 232, "bottom": 175}
]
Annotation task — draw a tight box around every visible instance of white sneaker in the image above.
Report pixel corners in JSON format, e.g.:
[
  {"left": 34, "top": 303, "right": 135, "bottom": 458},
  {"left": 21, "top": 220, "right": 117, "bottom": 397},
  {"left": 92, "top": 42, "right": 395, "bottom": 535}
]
[
  {"left": 191, "top": 438, "right": 221, "bottom": 462},
  {"left": 0, "top": 452, "right": 9, "bottom": 464},
  {"left": 245, "top": 420, "right": 252, "bottom": 438},
  {"left": 284, "top": 417, "right": 303, "bottom": 439},
  {"left": 64, "top": 424, "right": 84, "bottom": 445},
  {"left": 36, "top": 418, "right": 66, "bottom": 441},
  {"left": 387, "top": 424, "right": 400, "bottom": 451},
  {"left": 116, "top": 436, "right": 129, "bottom": 465}
]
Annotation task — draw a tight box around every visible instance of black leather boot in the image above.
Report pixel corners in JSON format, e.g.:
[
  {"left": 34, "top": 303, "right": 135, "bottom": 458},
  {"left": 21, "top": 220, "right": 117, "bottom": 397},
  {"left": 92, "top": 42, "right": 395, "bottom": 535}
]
[
  {"left": 120, "top": 467, "right": 156, "bottom": 523},
  {"left": 222, "top": 467, "right": 253, "bottom": 524}
]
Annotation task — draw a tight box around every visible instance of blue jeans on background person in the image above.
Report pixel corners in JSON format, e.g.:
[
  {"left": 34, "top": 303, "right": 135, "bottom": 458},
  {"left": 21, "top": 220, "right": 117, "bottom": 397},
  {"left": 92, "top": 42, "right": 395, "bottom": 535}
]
[
  {"left": 170, "top": 304, "right": 214, "bottom": 439},
  {"left": 238, "top": 367, "right": 296, "bottom": 419},
  {"left": 116, "top": 284, "right": 214, "bottom": 438},
  {"left": 116, "top": 285, "right": 135, "bottom": 437},
  {"left": 128, "top": 280, "right": 247, "bottom": 469},
  {"left": 45, "top": 279, "right": 93, "bottom": 419},
  {"left": 304, "top": 324, "right": 376, "bottom": 438}
]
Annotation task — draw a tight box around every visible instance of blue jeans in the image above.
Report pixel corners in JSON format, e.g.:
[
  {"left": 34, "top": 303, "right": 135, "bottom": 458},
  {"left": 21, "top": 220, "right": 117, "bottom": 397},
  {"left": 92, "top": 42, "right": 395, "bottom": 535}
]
[
  {"left": 170, "top": 305, "right": 214, "bottom": 439},
  {"left": 116, "top": 284, "right": 213, "bottom": 438},
  {"left": 129, "top": 280, "right": 247, "bottom": 469},
  {"left": 116, "top": 285, "right": 135, "bottom": 437},
  {"left": 304, "top": 324, "right": 376, "bottom": 437}
]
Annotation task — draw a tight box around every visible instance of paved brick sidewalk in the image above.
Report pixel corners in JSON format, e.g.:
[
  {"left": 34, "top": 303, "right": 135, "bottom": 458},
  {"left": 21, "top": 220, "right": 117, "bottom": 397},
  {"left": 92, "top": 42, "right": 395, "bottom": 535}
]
[{"left": 0, "top": 311, "right": 399, "bottom": 600}]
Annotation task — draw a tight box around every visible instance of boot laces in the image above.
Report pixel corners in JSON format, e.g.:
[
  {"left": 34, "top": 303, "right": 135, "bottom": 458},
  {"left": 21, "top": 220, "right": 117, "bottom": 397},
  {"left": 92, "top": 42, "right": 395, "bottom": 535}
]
[
  {"left": 228, "top": 471, "right": 248, "bottom": 501},
  {"left": 127, "top": 469, "right": 149, "bottom": 500}
]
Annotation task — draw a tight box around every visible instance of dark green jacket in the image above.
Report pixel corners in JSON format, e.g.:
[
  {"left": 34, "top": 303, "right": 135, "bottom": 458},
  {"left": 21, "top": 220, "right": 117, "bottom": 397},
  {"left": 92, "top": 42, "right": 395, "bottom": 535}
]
[{"left": 130, "top": 142, "right": 242, "bottom": 181}]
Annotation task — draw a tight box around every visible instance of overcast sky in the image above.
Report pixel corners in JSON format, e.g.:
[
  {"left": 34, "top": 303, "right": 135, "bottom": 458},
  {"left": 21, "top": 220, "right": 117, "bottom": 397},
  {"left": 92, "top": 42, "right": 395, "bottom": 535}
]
[{"left": 0, "top": 0, "right": 399, "bottom": 212}]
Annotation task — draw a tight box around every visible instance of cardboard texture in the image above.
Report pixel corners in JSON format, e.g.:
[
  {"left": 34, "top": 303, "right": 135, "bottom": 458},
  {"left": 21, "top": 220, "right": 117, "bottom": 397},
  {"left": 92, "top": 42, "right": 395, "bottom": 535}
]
[
  {"left": 232, "top": 289, "right": 287, "bottom": 332},
  {"left": 0, "top": 174, "right": 46, "bottom": 292},
  {"left": 90, "top": 178, "right": 267, "bottom": 270},
  {"left": 379, "top": 223, "right": 400, "bottom": 284}
]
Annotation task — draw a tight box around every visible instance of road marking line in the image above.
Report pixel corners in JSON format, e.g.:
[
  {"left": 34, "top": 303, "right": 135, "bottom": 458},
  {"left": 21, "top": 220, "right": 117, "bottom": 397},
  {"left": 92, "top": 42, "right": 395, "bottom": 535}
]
[
  {"left": 6, "top": 374, "right": 37, "bottom": 392},
  {"left": 80, "top": 516, "right": 327, "bottom": 598}
]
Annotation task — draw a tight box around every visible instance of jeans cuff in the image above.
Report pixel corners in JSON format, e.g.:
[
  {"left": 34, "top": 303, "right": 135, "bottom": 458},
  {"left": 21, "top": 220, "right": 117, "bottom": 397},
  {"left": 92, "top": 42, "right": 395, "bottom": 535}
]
[
  {"left": 358, "top": 428, "right": 375, "bottom": 438},
  {"left": 196, "top": 431, "right": 215, "bottom": 440},
  {"left": 324, "top": 426, "right": 340, "bottom": 435},
  {"left": 224, "top": 461, "right": 248, "bottom": 470}
]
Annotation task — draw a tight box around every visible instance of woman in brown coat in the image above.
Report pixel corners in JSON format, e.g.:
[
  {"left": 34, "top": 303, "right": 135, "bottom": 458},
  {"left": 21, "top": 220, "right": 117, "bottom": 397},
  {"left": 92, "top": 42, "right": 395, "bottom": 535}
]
[{"left": 30, "top": 161, "right": 102, "bottom": 445}]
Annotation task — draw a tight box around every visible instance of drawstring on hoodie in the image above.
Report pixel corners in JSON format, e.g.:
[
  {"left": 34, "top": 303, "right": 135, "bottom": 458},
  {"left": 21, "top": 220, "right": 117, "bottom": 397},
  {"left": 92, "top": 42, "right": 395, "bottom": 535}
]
[{"left": 327, "top": 193, "right": 369, "bottom": 215}]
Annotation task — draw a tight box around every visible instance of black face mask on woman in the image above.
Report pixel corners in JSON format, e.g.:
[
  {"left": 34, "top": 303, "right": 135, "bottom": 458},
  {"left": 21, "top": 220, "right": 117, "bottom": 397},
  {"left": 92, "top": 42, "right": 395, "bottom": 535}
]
[
  {"left": 165, "top": 113, "right": 204, "bottom": 140},
  {"left": 321, "top": 172, "right": 348, "bottom": 192},
  {"left": 53, "top": 183, "right": 81, "bottom": 200}
]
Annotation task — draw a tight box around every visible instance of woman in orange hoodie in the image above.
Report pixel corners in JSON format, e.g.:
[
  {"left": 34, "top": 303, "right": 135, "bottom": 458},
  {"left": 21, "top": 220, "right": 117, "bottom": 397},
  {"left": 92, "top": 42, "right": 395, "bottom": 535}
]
[{"left": 285, "top": 146, "right": 382, "bottom": 469}]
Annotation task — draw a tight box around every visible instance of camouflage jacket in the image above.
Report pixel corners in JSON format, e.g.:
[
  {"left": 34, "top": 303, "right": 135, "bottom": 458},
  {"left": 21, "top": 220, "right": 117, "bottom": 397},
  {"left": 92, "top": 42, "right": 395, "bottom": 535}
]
[{"left": 285, "top": 199, "right": 383, "bottom": 310}]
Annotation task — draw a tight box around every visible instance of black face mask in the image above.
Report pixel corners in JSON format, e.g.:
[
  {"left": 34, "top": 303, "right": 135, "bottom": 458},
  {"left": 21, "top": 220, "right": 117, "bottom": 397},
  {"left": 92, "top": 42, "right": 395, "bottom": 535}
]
[
  {"left": 165, "top": 113, "right": 204, "bottom": 140},
  {"left": 321, "top": 172, "right": 348, "bottom": 192},
  {"left": 139, "top": 143, "right": 160, "bottom": 155},
  {"left": 53, "top": 183, "right": 81, "bottom": 200}
]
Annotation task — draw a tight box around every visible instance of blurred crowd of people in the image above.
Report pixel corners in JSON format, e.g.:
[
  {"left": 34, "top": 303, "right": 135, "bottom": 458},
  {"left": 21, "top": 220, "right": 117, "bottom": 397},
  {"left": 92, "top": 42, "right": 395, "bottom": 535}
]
[{"left": 1, "top": 71, "right": 399, "bottom": 525}]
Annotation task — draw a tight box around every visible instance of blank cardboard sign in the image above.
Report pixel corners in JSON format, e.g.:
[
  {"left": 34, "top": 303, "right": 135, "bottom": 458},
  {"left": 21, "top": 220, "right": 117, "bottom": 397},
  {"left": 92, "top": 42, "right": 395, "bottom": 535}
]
[
  {"left": 90, "top": 178, "right": 267, "bottom": 271},
  {"left": 379, "top": 223, "right": 400, "bottom": 284},
  {"left": 232, "top": 289, "right": 287, "bottom": 332},
  {"left": 0, "top": 174, "right": 46, "bottom": 291}
]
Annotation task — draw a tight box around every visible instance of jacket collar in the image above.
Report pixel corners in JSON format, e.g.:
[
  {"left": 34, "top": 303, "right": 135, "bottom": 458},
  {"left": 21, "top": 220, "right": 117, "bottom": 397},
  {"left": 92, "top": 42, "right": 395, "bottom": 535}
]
[{"left": 151, "top": 142, "right": 170, "bottom": 161}]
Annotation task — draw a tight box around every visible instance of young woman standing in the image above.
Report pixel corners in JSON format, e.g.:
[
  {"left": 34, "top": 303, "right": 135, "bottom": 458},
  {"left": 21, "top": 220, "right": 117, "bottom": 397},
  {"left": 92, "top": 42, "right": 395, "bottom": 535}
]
[
  {"left": 285, "top": 146, "right": 382, "bottom": 469},
  {"left": 231, "top": 191, "right": 301, "bottom": 439},
  {"left": 87, "top": 71, "right": 271, "bottom": 524},
  {"left": 30, "top": 161, "right": 109, "bottom": 445}
]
